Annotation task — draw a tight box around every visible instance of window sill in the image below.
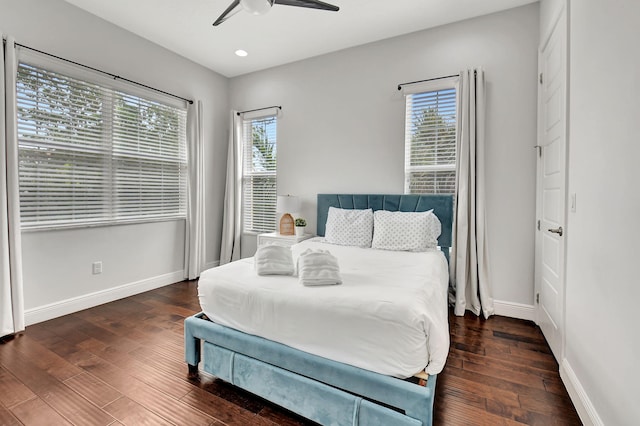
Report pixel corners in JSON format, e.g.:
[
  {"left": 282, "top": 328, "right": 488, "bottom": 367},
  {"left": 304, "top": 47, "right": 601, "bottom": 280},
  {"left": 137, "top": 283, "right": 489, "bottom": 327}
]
[{"left": 21, "top": 216, "right": 186, "bottom": 233}]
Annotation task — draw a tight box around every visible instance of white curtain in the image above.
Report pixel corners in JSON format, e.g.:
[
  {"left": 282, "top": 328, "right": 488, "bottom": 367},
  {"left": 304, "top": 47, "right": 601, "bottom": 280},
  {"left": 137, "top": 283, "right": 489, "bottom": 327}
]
[
  {"left": 1, "top": 35, "right": 24, "bottom": 337},
  {"left": 184, "top": 100, "right": 206, "bottom": 279},
  {"left": 219, "top": 111, "right": 243, "bottom": 265},
  {"left": 450, "top": 68, "right": 494, "bottom": 319}
]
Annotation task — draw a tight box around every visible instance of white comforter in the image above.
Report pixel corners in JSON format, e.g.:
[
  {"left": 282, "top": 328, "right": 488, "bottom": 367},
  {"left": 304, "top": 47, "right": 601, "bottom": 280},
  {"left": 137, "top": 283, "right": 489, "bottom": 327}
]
[{"left": 198, "top": 239, "right": 450, "bottom": 377}]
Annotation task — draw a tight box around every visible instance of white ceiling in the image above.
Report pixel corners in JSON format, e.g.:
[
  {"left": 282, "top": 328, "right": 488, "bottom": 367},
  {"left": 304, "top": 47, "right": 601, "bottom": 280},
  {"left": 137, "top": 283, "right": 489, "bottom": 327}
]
[{"left": 63, "top": 0, "right": 537, "bottom": 78}]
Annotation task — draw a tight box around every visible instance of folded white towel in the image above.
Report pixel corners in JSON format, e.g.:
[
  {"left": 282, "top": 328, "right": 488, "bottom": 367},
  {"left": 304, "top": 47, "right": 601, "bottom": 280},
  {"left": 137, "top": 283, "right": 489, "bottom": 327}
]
[
  {"left": 254, "top": 245, "right": 294, "bottom": 276},
  {"left": 297, "top": 249, "right": 342, "bottom": 286}
]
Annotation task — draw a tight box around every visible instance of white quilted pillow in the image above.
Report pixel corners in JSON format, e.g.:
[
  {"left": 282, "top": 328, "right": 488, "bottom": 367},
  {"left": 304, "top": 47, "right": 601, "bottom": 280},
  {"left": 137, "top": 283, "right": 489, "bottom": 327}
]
[
  {"left": 324, "top": 207, "right": 374, "bottom": 248},
  {"left": 372, "top": 210, "right": 441, "bottom": 252}
]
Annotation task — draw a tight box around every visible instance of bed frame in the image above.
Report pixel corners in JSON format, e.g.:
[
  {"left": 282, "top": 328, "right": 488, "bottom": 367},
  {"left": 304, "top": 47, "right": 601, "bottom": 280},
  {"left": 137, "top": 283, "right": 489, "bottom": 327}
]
[{"left": 185, "top": 194, "right": 453, "bottom": 426}]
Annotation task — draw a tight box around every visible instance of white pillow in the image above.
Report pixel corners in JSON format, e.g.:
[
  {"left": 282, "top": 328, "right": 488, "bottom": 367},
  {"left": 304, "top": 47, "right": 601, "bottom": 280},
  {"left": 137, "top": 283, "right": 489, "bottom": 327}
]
[
  {"left": 324, "top": 207, "right": 374, "bottom": 248},
  {"left": 372, "top": 210, "right": 441, "bottom": 252}
]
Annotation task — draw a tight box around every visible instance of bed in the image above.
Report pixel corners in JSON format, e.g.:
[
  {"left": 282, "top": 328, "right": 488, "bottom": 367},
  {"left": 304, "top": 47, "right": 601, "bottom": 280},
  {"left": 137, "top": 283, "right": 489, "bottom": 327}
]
[{"left": 185, "top": 194, "right": 453, "bottom": 426}]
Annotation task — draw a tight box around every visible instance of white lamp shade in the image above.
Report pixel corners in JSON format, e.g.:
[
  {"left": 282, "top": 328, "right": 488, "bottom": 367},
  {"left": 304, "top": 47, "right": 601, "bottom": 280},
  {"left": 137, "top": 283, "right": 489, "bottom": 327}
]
[
  {"left": 277, "top": 195, "right": 300, "bottom": 214},
  {"left": 240, "top": 0, "right": 272, "bottom": 15}
]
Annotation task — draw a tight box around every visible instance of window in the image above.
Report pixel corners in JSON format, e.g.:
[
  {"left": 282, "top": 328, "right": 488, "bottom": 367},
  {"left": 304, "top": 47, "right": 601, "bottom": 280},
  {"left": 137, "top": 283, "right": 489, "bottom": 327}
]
[
  {"left": 404, "top": 80, "right": 457, "bottom": 194},
  {"left": 242, "top": 114, "right": 277, "bottom": 233},
  {"left": 16, "top": 61, "right": 187, "bottom": 229}
]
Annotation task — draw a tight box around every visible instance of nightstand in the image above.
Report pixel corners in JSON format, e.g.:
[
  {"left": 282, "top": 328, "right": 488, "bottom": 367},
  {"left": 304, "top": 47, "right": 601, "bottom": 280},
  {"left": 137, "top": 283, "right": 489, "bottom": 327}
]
[{"left": 257, "top": 232, "right": 314, "bottom": 247}]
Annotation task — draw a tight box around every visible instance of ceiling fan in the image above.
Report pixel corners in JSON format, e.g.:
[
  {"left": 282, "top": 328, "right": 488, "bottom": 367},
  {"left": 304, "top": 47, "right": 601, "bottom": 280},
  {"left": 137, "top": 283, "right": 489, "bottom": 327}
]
[{"left": 213, "top": 0, "right": 339, "bottom": 26}]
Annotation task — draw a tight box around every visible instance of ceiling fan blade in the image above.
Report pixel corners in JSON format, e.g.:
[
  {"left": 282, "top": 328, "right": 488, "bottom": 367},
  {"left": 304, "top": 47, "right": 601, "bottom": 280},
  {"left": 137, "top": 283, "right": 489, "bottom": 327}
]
[
  {"left": 213, "top": 0, "right": 241, "bottom": 26},
  {"left": 273, "top": 0, "right": 339, "bottom": 12}
]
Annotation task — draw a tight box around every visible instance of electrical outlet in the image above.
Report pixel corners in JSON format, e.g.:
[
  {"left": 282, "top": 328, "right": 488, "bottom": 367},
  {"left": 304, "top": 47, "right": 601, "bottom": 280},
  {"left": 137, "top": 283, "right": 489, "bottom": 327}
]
[{"left": 92, "top": 261, "right": 103, "bottom": 275}]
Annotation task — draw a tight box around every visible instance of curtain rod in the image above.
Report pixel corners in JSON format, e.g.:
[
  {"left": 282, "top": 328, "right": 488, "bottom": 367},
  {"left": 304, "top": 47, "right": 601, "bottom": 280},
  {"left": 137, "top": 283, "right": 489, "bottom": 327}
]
[
  {"left": 14, "top": 42, "right": 194, "bottom": 105},
  {"left": 397, "top": 74, "right": 459, "bottom": 91},
  {"left": 237, "top": 105, "right": 282, "bottom": 116}
]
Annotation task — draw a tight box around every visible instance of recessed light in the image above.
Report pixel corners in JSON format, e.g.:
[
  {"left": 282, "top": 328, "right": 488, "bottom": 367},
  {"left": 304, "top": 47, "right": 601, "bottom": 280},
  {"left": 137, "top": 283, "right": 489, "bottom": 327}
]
[{"left": 235, "top": 49, "right": 248, "bottom": 57}]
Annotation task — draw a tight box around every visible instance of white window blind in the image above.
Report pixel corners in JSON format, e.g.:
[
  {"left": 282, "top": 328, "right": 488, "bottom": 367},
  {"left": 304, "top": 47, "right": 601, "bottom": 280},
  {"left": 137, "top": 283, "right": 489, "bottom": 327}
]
[
  {"left": 16, "top": 62, "right": 187, "bottom": 229},
  {"left": 242, "top": 115, "right": 277, "bottom": 233},
  {"left": 404, "top": 83, "right": 457, "bottom": 194}
]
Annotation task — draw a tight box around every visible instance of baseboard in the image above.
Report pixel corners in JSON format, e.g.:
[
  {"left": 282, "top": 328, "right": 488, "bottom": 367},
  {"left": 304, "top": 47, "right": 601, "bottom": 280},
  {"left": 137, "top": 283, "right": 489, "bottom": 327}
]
[
  {"left": 493, "top": 300, "right": 535, "bottom": 321},
  {"left": 24, "top": 270, "right": 185, "bottom": 326},
  {"left": 560, "top": 358, "right": 604, "bottom": 426}
]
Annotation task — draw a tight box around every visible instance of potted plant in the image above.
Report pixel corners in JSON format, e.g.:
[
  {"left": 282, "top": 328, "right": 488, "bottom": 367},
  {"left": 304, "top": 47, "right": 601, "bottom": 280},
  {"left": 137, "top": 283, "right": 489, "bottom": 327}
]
[{"left": 294, "top": 217, "right": 306, "bottom": 236}]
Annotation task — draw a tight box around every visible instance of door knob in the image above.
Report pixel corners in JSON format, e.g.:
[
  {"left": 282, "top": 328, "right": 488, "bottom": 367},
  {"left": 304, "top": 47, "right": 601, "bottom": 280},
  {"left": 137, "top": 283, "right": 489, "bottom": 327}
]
[{"left": 547, "top": 226, "right": 563, "bottom": 236}]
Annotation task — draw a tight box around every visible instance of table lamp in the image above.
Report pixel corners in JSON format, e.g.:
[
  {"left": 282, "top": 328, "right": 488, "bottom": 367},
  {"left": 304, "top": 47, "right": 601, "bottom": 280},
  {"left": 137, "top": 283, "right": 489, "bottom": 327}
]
[{"left": 276, "top": 195, "right": 300, "bottom": 235}]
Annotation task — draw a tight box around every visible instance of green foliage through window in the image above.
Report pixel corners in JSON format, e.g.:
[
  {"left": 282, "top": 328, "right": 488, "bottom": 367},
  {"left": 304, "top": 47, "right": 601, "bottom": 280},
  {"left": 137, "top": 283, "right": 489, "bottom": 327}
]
[
  {"left": 16, "top": 62, "right": 187, "bottom": 229},
  {"left": 405, "top": 86, "right": 457, "bottom": 194},
  {"left": 242, "top": 116, "right": 277, "bottom": 233}
]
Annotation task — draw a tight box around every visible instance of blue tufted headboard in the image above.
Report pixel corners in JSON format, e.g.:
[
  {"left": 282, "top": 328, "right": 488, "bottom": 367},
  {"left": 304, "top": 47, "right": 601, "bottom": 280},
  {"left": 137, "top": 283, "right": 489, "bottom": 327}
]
[{"left": 317, "top": 194, "right": 454, "bottom": 259}]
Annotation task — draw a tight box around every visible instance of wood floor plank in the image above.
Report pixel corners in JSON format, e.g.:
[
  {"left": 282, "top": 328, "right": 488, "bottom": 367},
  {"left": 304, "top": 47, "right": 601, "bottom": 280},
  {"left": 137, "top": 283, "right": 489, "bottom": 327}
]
[
  {"left": 10, "top": 397, "right": 73, "bottom": 426},
  {"left": 103, "top": 396, "right": 175, "bottom": 426},
  {"left": 129, "top": 346, "right": 196, "bottom": 385},
  {"left": 83, "top": 338, "right": 194, "bottom": 400},
  {"left": 449, "top": 346, "right": 560, "bottom": 380},
  {"left": 435, "top": 398, "right": 526, "bottom": 426},
  {"left": 0, "top": 341, "right": 116, "bottom": 425},
  {"left": 439, "top": 382, "right": 488, "bottom": 410},
  {"left": 0, "top": 281, "right": 580, "bottom": 425},
  {"left": 476, "top": 345, "right": 557, "bottom": 372},
  {"left": 437, "top": 371, "right": 521, "bottom": 409},
  {"left": 0, "top": 365, "right": 37, "bottom": 408},
  {"left": 509, "top": 343, "right": 558, "bottom": 362},
  {"left": 180, "top": 388, "right": 278, "bottom": 426},
  {"left": 63, "top": 372, "right": 122, "bottom": 409},
  {"left": 446, "top": 358, "right": 557, "bottom": 400},
  {"left": 10, "top": 334, "right": 84, "bottom": 381},
  {"left": 0, "top": 402, "right": 22, "bottom": 426},
  {"left": 141, "top": 296, "right": 199, "bottom": 318},
  {"left": 485, "top": 398, "right": 576, "bottom": 426},
  {"left": 462, "top": 358, "right": 547, "bottom": 390},
  {"left": 72, "top": 348, "right": 218, "bottom": 426},
  {"left": 68, "top": 317, "right": 141, "bottom": 353},
  {"left": 518, "top": 392, "right": 580, "bottom": 420},
  {"left": 543, "top": 376, "right": 573, "bottom": 396}
]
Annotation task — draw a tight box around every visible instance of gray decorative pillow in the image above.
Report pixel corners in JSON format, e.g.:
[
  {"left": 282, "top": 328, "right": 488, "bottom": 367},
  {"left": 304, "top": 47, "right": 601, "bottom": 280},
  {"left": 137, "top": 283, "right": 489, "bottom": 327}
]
[
  {"left": 324, "top": 207, "right": 374, "bottom": 248},
  {"left": 372, "top": 210, "right": 441, "bottom": 251}
]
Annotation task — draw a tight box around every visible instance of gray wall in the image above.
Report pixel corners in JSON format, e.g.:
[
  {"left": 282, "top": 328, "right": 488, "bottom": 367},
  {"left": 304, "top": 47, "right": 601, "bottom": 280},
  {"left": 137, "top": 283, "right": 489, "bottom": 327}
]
[
  {"left": 561, "top": 0, "right": 640, "bottom": 423},
  {"left": 3, "top": 1, "right": 544, "bottom": 324},
  {"left": 1, "top": 0, "right": 229, "bottom": 320},
  {"left": 230, "top": 4, "right": 540, "bottom": 307}
]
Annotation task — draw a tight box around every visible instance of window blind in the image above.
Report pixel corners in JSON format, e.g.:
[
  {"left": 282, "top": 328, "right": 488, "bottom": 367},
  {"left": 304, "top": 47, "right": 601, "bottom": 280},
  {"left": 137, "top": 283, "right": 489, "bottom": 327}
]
[
  {"left": 16, "top": 62, "right": 187, "bottom": 229},
  {"left": 242, "top": 115, "right": 277, "bottom": 233},
  {"left": 404, "top": 86, "right": 457, "bottom": 194}
]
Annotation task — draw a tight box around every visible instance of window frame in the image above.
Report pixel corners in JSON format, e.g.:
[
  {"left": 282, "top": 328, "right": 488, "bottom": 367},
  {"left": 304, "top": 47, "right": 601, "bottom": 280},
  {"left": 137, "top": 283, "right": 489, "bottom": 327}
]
[
  {"left": 15, "top": 49, "right": 188, "bottom": 231},
  {"left": 241, "top": 111, "right": 278, "bottom": 234},
  {"left": 403, "top": 76, "right": 459, "bottom": 195}
]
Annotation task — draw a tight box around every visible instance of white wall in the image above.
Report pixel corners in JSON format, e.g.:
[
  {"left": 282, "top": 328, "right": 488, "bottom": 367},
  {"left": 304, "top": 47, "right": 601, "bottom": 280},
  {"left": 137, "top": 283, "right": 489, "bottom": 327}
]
[
  {"left": 561, "top": 0, "right": 640, "bottom": 424},
  {"left": 1, "top": 0, "right": 229, "bottom": 320},
  {"left": 231, "top": 4, "right": 540, "bottom": 307}
]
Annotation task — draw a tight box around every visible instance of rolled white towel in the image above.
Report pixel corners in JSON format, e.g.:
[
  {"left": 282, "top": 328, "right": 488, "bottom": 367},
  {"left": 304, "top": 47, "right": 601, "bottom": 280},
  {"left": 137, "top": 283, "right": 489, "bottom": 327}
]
[
  {"left": 297, "top": 249, "right": 342, "bottom": 286},
  {"left": 254, "top": 245, "right": 294, "bottom": 276}
]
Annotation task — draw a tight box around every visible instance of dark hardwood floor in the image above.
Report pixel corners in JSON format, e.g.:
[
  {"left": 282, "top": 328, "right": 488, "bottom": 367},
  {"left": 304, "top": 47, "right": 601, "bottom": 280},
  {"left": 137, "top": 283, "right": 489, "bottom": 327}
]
[{"left": 0, "top": 281, "right": 581, "bottom": 425}]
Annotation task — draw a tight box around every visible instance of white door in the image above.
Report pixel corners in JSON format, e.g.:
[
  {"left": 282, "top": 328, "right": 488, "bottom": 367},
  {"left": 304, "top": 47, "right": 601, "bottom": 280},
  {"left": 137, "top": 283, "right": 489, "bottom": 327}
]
[{"left": 535, "top": 5, "right": 567, "bottom": 361}]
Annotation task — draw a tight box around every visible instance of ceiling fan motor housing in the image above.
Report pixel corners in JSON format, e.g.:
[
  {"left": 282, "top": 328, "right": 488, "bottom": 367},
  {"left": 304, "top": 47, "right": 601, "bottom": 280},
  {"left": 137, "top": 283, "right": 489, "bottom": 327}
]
[
  {"left": 213, "top": 0, "right": 339, "bottom": 26},
  {"left": 240, "top": 0, "right": 274, "bottom": 15}
]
